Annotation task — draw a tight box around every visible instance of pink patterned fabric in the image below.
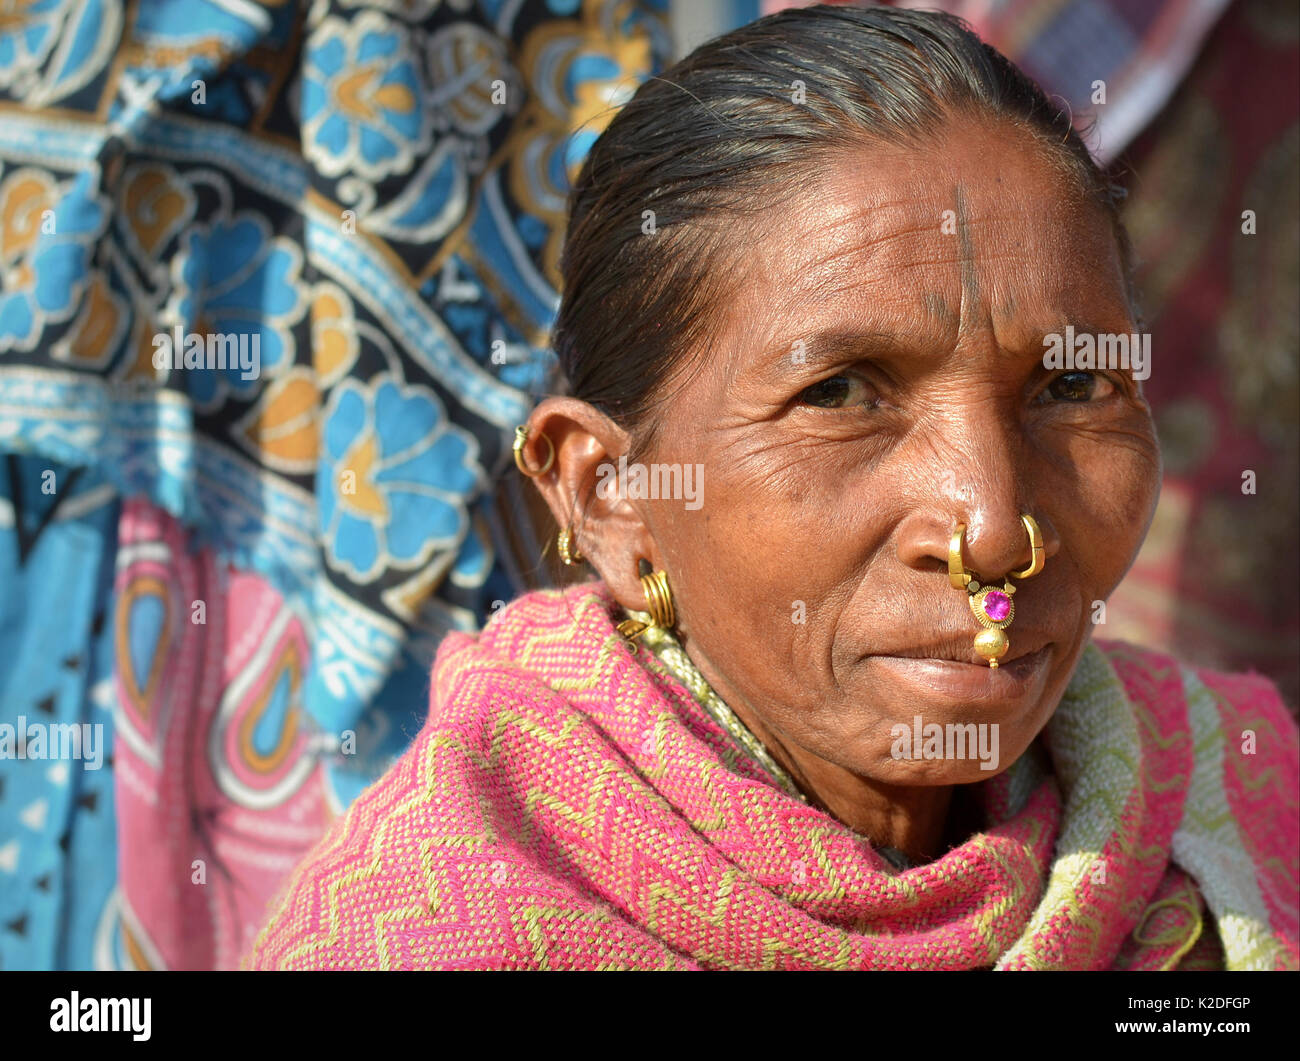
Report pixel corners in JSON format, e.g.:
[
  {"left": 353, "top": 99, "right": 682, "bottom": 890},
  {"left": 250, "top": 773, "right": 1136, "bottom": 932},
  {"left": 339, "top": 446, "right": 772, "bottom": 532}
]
[
  {"left": 245, "top": 583, "right": 1298, "bottom": 970},
  {"left": 115, "top": 501, "right": 331, "bottom": 969}
]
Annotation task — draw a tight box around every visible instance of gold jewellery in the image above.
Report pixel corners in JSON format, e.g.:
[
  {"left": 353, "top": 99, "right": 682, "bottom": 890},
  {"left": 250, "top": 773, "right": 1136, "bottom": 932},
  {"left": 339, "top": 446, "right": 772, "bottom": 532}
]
[
  {"left": 557, "top": 526, "right": 583, "bottom": 565},
  {"left": 617, "top": 569, "right": 675, "bottom": 641},
  {"left": 513, "top": 424, "right": 553, "bottom": 477},
  {"left": 949, "top": 514, "right": 1044, "bottom": 668},
  {"left": 516, "top": 424, "right": 584, "bottom": 567}
]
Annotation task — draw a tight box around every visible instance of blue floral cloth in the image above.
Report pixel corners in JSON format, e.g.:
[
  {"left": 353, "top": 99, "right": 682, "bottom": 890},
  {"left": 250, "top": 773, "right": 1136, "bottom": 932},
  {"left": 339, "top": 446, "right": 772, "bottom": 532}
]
[{"left": 0, "top": 0, "right": 668, "bottom": 968}]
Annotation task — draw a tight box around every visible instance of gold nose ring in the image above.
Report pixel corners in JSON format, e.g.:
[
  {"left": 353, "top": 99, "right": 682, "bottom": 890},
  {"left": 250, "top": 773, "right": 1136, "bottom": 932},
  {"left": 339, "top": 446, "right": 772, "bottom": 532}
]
[
  {"left": 1009, "top": 514, "right": 1045, "bottom": 579},
  {"left": 948, "top": 514, "right": 1045, "bottom": 668}
]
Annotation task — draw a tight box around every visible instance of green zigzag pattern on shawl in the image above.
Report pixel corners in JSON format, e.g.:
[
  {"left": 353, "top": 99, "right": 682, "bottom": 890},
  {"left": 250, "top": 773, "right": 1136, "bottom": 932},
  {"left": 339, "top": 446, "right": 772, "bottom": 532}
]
[
  {"left": 994, "top": 644, "right": 1140, "bottom": 969},
  {"left": 514, "top": 903, "right": 687, "bottom": 971},
  {"left": 252, "top": 587, "right": 1294, "bottom": 970},
  {"left": 447, "top": 643, "right": 869, "bottom": 968},
  {"left": 637, "top": 616, "right": 1052, "bottom": 940},
  {"left": 511, "top": 600, "right": 764, "bottom": 844},
  {"left": 279, "top": 729, "right": 454, "bottom": 968},
  {"left": 638, "top": 606, "right": 1050, "bottom": 959},
  {"left": 1169, "top": 668, "right": 1294, "bottom": 971},
  {"left": 421, "top": 720, "right": 701, "bottom": 969},
  {"left": 637, "top": 618, "right": 807, "bottom": 802},
  {"left": 515, "top": 595, "right": 633, "bottom": 690},
  {"left": 638, "top": 710, "right": 747, "bottom": 834},
  {"left": 969, "top": 831, "right": 1045, "bottom": 964}
]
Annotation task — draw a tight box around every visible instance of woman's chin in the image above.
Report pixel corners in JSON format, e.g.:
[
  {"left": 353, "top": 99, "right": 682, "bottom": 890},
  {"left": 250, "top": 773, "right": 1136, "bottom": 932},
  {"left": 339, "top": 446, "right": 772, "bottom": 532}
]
[{"left": 840, "top": 644, "right": 1064, "bottom": 780}]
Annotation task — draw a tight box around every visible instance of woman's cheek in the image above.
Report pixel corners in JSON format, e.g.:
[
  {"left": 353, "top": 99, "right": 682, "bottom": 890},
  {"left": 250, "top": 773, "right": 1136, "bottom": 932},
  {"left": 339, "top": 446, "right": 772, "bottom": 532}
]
[
  {"left": 1069, "top": 442, "right": 1161, "bottom": 596},
  {"left": 1106, "top": 425, "right": 1162, "bottom": 553},
  {"left": 668, "top": 467, "right": 850, "bottom": 651}
]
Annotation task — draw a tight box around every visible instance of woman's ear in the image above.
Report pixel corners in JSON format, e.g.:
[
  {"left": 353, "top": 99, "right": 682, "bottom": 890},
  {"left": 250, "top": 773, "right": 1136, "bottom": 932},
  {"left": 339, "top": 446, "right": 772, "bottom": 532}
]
[{"left": 520, "top": 397, "right": 656, "bottom": 611}]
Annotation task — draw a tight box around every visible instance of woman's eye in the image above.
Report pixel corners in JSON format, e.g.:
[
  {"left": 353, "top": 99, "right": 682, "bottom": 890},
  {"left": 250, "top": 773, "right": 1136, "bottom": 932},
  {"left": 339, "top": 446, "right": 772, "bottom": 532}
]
[
  {"left": 1043, "top": 371, "right": 1116, "bottom": 403},
  {"left": 799, "top": 373, "right": 878, "bottom": 409}
]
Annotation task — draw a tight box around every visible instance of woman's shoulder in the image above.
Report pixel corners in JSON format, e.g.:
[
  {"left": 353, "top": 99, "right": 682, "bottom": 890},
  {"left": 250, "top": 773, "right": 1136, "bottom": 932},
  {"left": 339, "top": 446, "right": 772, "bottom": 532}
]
[
  {"left": 473, "top": 581, "right": 620, "bottom": 648},
  {"left": 1092, "top": 637, "right": 1297, "bottom": 742},
  {"left": 238, "top": 694, "right": 578, "bottom": 970},
  {"left": 241, "top": 581, "right": 678, "bottom": 970},
  {"left": 1092, "top": 639, "right": 1298, "bottom": 969}
]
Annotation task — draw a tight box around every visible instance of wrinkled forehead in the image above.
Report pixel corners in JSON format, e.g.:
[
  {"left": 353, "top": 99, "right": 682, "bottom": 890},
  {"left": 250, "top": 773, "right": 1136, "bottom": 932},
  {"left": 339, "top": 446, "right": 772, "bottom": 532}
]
[{"left": 722, "top": 121, "right": 1130, "bottom": 358}]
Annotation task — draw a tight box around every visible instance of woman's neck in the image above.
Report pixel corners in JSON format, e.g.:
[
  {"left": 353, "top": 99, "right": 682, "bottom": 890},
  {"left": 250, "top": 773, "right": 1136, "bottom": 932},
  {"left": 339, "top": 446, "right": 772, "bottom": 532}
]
[
  {"left": 646, "top": 616, "right": 972, "bottom": 866},
  {"left": 720, "top": 692, "right": 957, "bottom": 863}
]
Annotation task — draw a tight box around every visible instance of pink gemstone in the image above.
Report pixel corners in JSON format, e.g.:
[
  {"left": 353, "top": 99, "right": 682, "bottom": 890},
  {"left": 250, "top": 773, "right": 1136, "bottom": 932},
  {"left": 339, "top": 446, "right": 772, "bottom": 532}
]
[{"left": 983, "top": 590, "right": 1011, "bottom": 622}]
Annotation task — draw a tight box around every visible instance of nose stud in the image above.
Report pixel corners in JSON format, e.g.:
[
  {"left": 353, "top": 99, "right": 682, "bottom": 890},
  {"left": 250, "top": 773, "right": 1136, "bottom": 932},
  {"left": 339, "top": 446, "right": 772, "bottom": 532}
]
[{"left": 948, "top": 514, "right": 1044, "bottom": 667}]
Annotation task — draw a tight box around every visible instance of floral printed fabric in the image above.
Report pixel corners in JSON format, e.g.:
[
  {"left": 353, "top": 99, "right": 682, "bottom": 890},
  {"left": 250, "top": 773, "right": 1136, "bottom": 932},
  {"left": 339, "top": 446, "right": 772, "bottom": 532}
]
[{"left": 0, "top": 0, "right": 667, "bottom": 968}]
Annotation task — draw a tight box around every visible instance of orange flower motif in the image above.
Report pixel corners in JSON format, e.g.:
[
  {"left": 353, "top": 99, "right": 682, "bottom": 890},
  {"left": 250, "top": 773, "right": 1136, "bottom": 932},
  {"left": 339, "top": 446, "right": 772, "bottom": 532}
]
[
  {"left": 0, "top": 169, "right": 56, "bottom": 296},
  {"left": 0, "top": 166, "right": 105, "bottom": 352},
  {"left": 310, "top": 283, "right": 358, "bottom": 386},
  {"left": 237, "top": 368, "right": 321, "bottom": 475}
]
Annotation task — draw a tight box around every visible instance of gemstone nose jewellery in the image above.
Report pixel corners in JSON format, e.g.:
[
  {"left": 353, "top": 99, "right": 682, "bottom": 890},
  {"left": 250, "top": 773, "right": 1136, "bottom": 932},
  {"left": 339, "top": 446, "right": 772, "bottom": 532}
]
[{"left": 948, "top": 514, "right": 1045, "bottom": 667}]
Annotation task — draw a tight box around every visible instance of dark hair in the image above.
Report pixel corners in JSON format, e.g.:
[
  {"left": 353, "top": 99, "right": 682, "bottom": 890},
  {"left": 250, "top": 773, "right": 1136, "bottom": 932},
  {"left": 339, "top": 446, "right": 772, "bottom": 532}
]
[{"left": 551, "top": 3, "right": 1134, "bottom": 454}]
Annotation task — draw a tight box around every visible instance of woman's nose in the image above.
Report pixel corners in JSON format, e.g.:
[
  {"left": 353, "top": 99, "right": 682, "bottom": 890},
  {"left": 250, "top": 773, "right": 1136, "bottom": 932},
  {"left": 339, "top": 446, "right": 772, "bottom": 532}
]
[
  {"left": 958, "top": 510, "right": 1057, "bottom": 581},
  {"left": 896, "top": 506, "right": 1056, "bottom": 581},
  {"left": 897, "top": 401, "right": 1064, "bottom": 579},
  {"left": 893, "top": 458, "right": 1060, "bottom": 582}
]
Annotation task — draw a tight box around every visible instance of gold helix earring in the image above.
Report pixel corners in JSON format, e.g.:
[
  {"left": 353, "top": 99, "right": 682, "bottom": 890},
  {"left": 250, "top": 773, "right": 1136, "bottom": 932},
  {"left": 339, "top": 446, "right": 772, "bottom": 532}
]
[
  {"left": 513, "top": 424, "right": 554, "bottom": 477},
  {"left": 616, "top": 568, "right": 675, "bottom": 641},
  {"left": 948, "top": 514, "right": 1044, "bottom": 668},
  {"left": 557, "top": 526, "right": 583, "bottom": 565}
]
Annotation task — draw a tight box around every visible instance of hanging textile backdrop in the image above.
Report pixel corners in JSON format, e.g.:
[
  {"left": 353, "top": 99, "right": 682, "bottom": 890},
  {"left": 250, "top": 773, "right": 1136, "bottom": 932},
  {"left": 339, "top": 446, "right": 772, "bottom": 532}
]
[{"left": 0, "top": 0, "right": 668, "bottom": 969}]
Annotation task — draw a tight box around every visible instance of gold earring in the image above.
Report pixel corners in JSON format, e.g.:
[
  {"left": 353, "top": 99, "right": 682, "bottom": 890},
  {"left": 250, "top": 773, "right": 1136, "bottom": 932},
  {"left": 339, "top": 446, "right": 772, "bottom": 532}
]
[
  {"left": 616, "top": 569, "right": 675, "bottom": 641},
  {"left": 513, "top": 424, "right": 554, "bottom": 477},
  {"left": 557, "top": 526, "right": 583, "bottom": 565},
  {"left": 949, "top": 514, "right": 1045, "bottom": 668}
]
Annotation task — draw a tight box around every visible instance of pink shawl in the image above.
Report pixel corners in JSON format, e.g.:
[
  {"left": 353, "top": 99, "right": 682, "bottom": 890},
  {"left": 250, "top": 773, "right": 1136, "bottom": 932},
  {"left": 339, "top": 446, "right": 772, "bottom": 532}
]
[{"left": 245, "top": 583, "right": 1299, "bottom": 970}]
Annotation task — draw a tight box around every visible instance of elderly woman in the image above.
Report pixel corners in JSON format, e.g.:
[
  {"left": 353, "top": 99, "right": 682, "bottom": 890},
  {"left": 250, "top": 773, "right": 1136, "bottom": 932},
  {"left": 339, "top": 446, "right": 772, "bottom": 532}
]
[{"left": 246, "top": 5, "right": 1297, "bottom": 971}]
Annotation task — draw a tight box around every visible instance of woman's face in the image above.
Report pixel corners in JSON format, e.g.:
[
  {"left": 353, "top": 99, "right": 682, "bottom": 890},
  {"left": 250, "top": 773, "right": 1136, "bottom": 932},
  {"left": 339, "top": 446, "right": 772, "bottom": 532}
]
[{"left": 615, "top": 117, "right": 1161, "bottom": 786}]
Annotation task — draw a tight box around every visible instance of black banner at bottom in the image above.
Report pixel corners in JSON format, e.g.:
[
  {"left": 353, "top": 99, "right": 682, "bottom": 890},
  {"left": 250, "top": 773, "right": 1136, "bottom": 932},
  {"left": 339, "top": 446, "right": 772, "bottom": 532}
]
[{"left": 0, "top": 969, "right": 1291, "bottom": 1050}]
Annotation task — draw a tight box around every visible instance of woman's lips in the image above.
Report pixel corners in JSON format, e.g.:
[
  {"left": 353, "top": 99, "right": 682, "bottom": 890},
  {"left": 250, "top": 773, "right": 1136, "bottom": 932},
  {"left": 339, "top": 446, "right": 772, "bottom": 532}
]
[{"left": 867, "top": 643, "right": 1054, "bottom": 703}]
